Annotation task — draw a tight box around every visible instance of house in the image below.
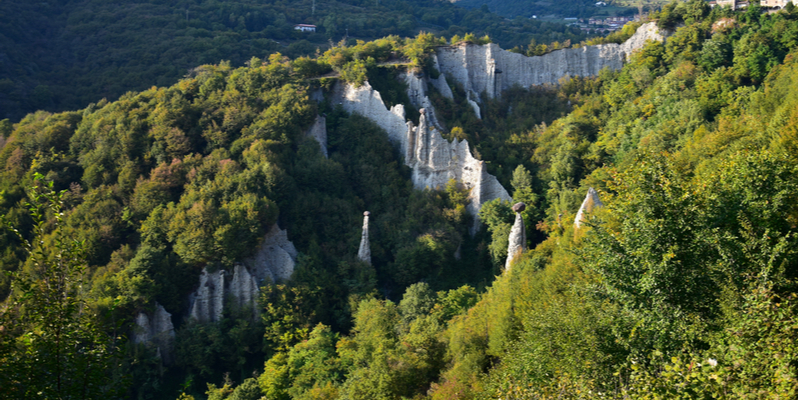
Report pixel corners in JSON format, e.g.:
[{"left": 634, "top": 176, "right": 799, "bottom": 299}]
[
  {"left": 715, "top": 0, "right": 749, "bottom": 9},
  {"left": 293, "top": 24, "right": 316, "bottom": 32},
  {"left": 761, "top": 0, "right": 792, "bottom": 8}
]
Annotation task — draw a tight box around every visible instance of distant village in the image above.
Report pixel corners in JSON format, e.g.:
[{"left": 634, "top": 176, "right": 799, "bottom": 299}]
[
  {"left": 560, "top": 15, "right": 640, "bottom": 34},
  {"left": 289, "top": 0, "right": 795, "bottom": 37},
  {"left": 560, "top": 0, "right": 793, "bottom": 33}
]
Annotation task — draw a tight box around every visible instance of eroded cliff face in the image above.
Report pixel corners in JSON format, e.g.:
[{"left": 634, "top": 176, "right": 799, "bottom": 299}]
[
  {"left": 187, "top": 223, "right": 297, "bottom": 323},
  {"left": 306, "top": 115, "right": 328, "bottom": 158},
  {"left": 329, "top": 24, "right": 663, "bottom": 233},
  {"left": 243, "top": 223, "right": 298, "bottom": 283},
  {"left": 189, "top": 268, "right": 226, "bottom": 323},
  {"left": 435, "top": 22, "right": 667, "bottom": 100},
  {"left": 331, "top": 78, "right": 512, "bottom": 234},
  {"left": 134, "top": 303, "right": 175, "bottom": 363}
]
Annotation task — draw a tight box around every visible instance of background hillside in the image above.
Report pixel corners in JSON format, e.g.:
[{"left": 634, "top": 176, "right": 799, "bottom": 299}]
[
  {"left": 451, "top": 0, "right": 671, "bottom": 20},
  {"left": 0, "top": 0, "right": 587, "bottom": 122}
]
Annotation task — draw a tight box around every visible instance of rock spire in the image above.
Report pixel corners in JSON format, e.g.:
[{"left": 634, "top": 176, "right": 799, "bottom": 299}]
[
  {"left": 506, "top": 202, "right": 527, "bottom": 270},
  {"left": 358, "top": 211, "right": 371, "bottom": 264},
  {"left": 574, "top": 187, "right": 603, "bottom": 228}
]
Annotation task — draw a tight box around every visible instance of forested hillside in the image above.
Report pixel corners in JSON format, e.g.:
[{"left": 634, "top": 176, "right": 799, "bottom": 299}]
[
  {"left": 0, "top": 1, "right": 796, "bottom": 399},
  {"left": 454, "top": 0, "right": 612, "bottom": 19},
  {"left": 0, "top": 0, "right": 586, "bottom": 122}
]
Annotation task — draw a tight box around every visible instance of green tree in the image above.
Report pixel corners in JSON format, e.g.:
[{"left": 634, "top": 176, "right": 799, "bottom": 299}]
[
  {"left": 398, "top": 282, "right": 436, "bottom": 327},
  {"left": 0, "top": 173, "right": 124, "bottom": 398},
  {"left": 478, "top": 198, "right": 514, "bottom": 265}
]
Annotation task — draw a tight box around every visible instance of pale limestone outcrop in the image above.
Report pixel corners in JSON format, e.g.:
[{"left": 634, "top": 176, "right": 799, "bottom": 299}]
[
  {"left": 306, "top": 115, "right": 328, "bottom": 157},
  {"left": 618, "top": 23, "right": 667, "bottom": 57},
  {"left": 430, "top": 55, "right": 454, "bottom": 100},
  {"left": 134, "top": 303, "right": 175, "bottom": 363},
  {"left": 434, "top": 22, "right": 667, "bottom": 100},
  {"left": 505, "top": 202, "right": 527, "bottom": 270},
  {"left": 574, "top": 187, "right": 603, "bottom": 228},
  {"left": 466, "top": 93, "right": 481, "bottom": 119},
  {"left": 229, "top": 264, "right": 259, "bottom": 311},
  {"left": 405, "top": 71, "right": 448, "bottom": 131},
  {"left": 332, "top": 78, "right": 512, "bottom": 234},
  {"left": 187, "top": 223, "right": 298, "bottom": 323},
  {"left": 331, "top": 80, "right": 409, "bottom": 146},
  {"left": 358, "top": 211, "right": 371, "bottom": 264},
  {"left": 189, "top": 268, "right": 226, "bottom": 323},
  {"left": 244, "top": 223, "right": 298, "bottom": 283}
]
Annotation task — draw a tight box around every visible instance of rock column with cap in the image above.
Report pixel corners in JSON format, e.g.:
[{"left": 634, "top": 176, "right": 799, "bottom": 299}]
[
  {"left": 358, "top": 211, "right": 371, "bottom": 264},
  {"left": 505, "top": 202, "right": 527, "bottom": 270}
]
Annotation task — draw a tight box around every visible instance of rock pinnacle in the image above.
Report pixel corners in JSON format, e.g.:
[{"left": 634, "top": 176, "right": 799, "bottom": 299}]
[
  {"left": 505, "top": 202, "right": 527, "bottom": 270},
  {"left": 358, "top": 211, "right": 371, "bottom": 264}
]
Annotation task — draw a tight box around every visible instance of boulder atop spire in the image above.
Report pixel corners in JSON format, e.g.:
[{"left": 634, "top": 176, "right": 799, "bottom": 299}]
[
  {"left": 505, "top": 202, "right": 527, "bottom": 270},
  {"left": 358, "top": 211, "right": 371, "bottom": 264}
]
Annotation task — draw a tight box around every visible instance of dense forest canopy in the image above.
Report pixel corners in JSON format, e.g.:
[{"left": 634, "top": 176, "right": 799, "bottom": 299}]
[
  {"left": 0, "top": 0, "right": 797, "bottom": 399},
  {"left": 0, "top": 0, "right": 588, "bottom": 122}
]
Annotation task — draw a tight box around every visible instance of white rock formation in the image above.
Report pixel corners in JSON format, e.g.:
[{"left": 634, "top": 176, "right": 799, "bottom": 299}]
[
  {"left": 189, "top": 268, "right": 226, "bottom": 323},
  {"left": 244, "top": 223, "right": 298, "bottom": 283},
  {"left": 466, "top": 94, "right": 481, "bottom": 119},
  {"left": 430, "top": 55, "right": 454, "bottom": 100},
  {"left": 330, "top": 24, "right": 661, "bottom": 235},
  {"left": 134, "top": 303, "right": 175, "bottom": 363},
  {"left": 358, "top": 211, "right": 371, "bottom": 264},
  {"left": 506, "top": 202, "right": 527, "bottom": 270},
  {"left": 332, "top": 79, "right": 512, "bottom": 234},
  {"left": 434, "top": 22, "right": 667, "bottom": 100},
  {"left": 306, "top": 115, "right": 328, "bottom": 158},
  {"left": 187, "top": 223, "right": 298, "bottom": 323},
  {"left": 229, "top": 264, "right": 259, "bottom": 310},
  {"left": 574, "top": 187, "right": 604, "bottom": 228},
  {"left": 405, "top": 71, "right": 446, "bottom": 131}
]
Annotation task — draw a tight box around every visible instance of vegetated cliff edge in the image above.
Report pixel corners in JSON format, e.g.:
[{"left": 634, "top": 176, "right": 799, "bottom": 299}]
[{"left": 328, "top": 22, "right": 665, "bottom": 233}]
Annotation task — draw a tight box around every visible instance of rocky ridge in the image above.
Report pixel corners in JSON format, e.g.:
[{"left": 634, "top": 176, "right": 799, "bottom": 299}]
[
  {"left": 435, "top": 22, "right": 667, "bottom": 101},
  {"left": 330, "top": 23, "right": 663, "bottom": 233}
]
